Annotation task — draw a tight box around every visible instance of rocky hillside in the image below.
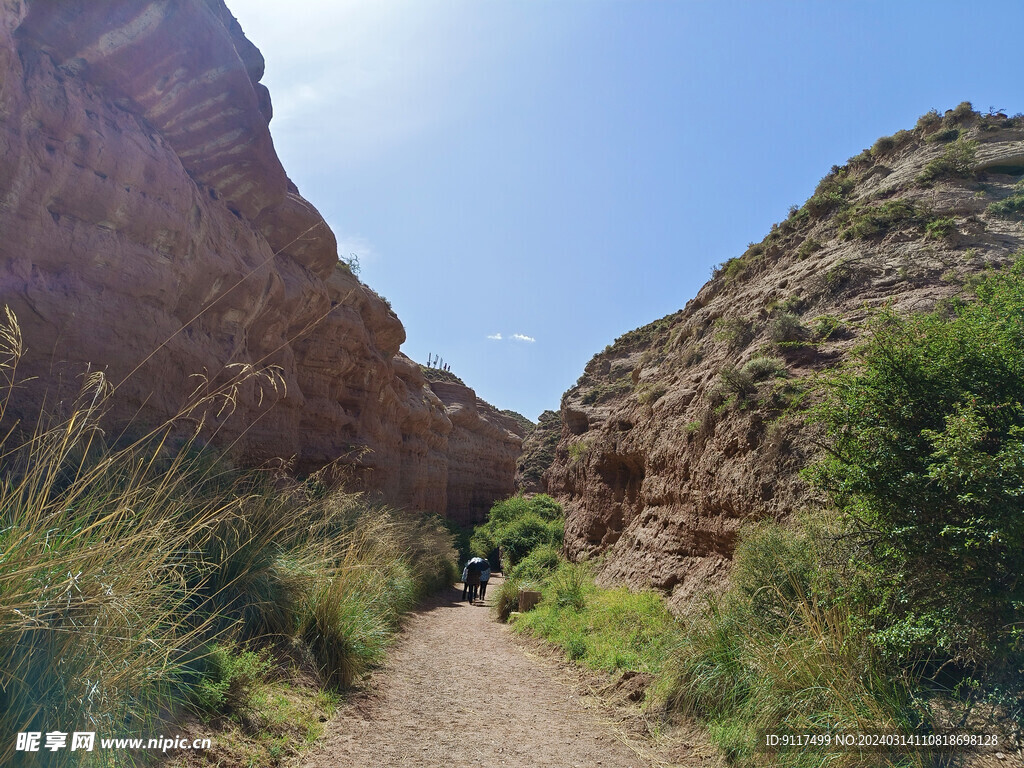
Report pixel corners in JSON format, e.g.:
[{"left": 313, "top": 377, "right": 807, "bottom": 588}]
[
  {"left": 0, "top": 0, "right": 520, "bottom": 523},
  {"left": 538, "top": 105, "right": 1024, "bottom": 607}
]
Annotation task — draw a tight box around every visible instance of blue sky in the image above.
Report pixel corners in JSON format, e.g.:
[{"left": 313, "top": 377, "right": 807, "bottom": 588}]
[{"left": 231, "top": 0, "right": 1023, "bottom": 421}]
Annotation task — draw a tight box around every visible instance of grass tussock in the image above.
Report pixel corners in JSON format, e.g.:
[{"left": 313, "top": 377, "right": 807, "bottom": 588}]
[
  {"left": 664, "top": 517, "right": 927, "bottom": 767},
  {"left": 0, "top": 309, "right": 456, "bottom": 766}
]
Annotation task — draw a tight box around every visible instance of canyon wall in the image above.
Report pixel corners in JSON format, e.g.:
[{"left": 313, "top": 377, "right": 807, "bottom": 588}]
[
  {"left": 0, "top": 0, "right": 520, "bottom": 522},
  {"left": 536, "top": 109, "right": 1024, "bottom": 608}
]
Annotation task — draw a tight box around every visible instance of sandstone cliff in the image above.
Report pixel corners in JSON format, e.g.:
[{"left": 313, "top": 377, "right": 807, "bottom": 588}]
[
  {"left": 516, "top": 409, "right": 560, "bottom": 493},
  {"left": 0, "top": 0, "right": 519, "bottom": 522},
  {"left": 541, "top": 107, "right": 1024, "bottom": 607}
]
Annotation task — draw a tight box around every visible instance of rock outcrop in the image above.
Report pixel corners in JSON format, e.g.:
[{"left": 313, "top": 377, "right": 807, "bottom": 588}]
[
  {"left": 541, "top": 108, "right": 1024, "bottom": 608},
  {"left": 0, "top": 0, "right": 519, "bottom": 522}
]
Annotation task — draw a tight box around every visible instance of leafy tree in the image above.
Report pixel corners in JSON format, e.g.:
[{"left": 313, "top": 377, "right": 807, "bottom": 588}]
[{"left": 470, "top": 494, "right": 564, "bottom": 567}]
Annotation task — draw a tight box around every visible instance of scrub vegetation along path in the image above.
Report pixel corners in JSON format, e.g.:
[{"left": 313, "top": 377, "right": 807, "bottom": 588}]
[{"left": 298, "top": 578, "right": 717, "bottom": 768}]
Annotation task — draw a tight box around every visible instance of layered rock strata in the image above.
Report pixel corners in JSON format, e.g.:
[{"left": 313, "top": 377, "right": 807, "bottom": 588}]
[
  {"left": 0, "top": 0, "right": 519, "bottom": 521},
  {"left": 542, "top": 110, "right": 1024, "bottom": 608}
]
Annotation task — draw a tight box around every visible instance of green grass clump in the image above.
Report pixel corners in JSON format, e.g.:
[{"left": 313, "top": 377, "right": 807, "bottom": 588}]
[
  {"left": 580, "top": 377, "right": 631, "bottom": 405},
  {"left": 740, "top": 356, "right": 787, "bottom": 382},
  {"left": 988, "top": 191, "right": 1024, "bottom": 219},
  {"left": 925, "top": 215, "right": 957, "bottom": 239},
  {"left": 839, "top": 199, "right": 926, "bottom": 240},
  {"left": 917, "top": 137, "right": 977, "bottom": 183},
  {"left": 804, "top": 166, "right": 855, "bottom": 217},
  {"left": 567, "top": 438, "right": 591, "bottom": 464},
  {"left": 795, "top": 237, "right": 822, "bottom": 260},
  {"left": 189, "top": 643, "right": 274, "bottom": 716},
  {"left": 635, "top": 382, "right": 668, "bottom": 405},
  {"left": 811, "top": 314, "right": 846, "bottom": 340},
  {"left": 513, "top": 561, "right": 681, "bottom": 679},
  {"left": 493, "top": 576, "right": 525, "bottom": 622}
]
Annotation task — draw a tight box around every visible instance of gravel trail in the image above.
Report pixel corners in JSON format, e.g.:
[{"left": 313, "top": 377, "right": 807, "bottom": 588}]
[{"left": 298, "top": 577, "right": 718, "bottom": 768}]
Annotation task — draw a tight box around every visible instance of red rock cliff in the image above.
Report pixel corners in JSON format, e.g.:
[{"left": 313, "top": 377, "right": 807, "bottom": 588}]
[{"left": 0, "top": 0, "right": 520, "bottom": 521}]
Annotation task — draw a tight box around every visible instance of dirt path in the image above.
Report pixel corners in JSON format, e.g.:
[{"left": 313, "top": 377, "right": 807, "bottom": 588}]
[{"left": 298, "top": 577, "right": 719, "bottom": 768}]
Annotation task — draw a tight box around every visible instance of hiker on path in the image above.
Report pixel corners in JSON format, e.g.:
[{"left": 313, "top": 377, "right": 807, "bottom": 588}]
[
  {"left": 462, "top": 558, "right": 483, "bottom": 602},
  {"left": 478, "top": 559, "right": 491, "bottom": 601}
]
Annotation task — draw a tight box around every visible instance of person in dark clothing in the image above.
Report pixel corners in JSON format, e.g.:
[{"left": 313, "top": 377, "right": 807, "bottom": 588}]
[
  {"left": 462, "top": 558, "right": 483, "bottom": 602},
  {"left": 478, "top": 559, "right": 491, "bottom": 601}
]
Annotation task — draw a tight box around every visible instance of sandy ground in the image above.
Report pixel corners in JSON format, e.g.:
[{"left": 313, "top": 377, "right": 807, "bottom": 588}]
[{"left": 297, "top": 577, "right": 720, "bottom": 768}]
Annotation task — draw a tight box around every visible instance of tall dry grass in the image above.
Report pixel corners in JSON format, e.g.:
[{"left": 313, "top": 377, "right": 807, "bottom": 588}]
[{"left": 0, "top": 309, "right": 456, "bottom": 765}]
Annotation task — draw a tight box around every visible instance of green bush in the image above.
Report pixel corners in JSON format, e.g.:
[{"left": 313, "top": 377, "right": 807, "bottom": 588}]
[
  {"left": 510, "top": 543, "right": 562, "bottom": 581},
  {"left": 948, "top": 100, "right": 976, "bottom": 123},
  {"left": 807, "top": 257, "right": 1024, "bottom": 670},
  {"left": 925, "top": 127, "right": 961, "bottom": 143},
  {"left": 501, "top": 514, "right": 564, "bottom": 564},
  {"left": 716, "top": 365, "right": 756, "bottom": 398},
  {"left": 916, "top": 108, "right": 942, "bottom": 132},
  {"left": 871, "top": 134, "right": 896, "bottom": 156},
  {"left": 739, "top": 356, "right": 787, "bottom": 382},
  {"left": 472, "top": 494, "right": 565, "bottom": 568},
  {"left": 804, "top": 167, "right": 854, "bottom": 217},
  {"left": 768, "top": 311, "right": 807, "bottom": 344},
  {"left": 713, "top": 316, "right": 755, "bottom": 350}
]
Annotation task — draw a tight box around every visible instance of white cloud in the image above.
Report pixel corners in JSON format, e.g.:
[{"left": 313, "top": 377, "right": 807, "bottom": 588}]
[
  {"left": 486, "top": 333, "right": 503, "bottom": 340},
  {"left": 511, "top": 333, "right": 535, "bottom": 343}
]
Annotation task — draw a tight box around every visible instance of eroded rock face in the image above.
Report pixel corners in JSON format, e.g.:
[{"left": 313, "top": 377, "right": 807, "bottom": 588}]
[
  {"left": 0, "top": 0, "right": 520, "bottom": 520},
  {"left": 544, "top": 112, "right": 1024, "bottom": 609},
  {"left": 429, "top": 380, "right": 525, "bottom": 525},
  {"left": 516, "top": 409, "right": 560, "bottom": 494}
]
